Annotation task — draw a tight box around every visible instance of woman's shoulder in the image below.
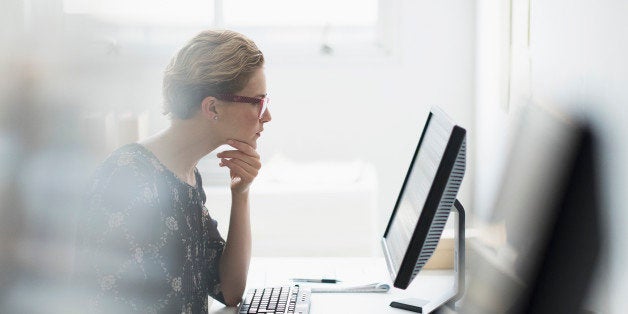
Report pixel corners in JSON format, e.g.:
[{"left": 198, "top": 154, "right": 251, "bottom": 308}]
[
  {"left": 99, "top": 143, "right": 162, "bottom": 172},
  {"left": 107, "top": 142, "right": 147, "bottom": 161},
  {"left": 89, "top": 143, "right": 161, "bottom": 190}
]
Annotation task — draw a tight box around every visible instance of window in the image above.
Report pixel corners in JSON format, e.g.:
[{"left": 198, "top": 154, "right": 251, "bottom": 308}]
[
  {"left": 62, "top": 0, "right": 392, "bottom": 59},
  {"left": 62, "top": 0, "right": 214, "bottom": 26},
  {"left": 223, "top": 0, "right": 383, "bottom": 59}
]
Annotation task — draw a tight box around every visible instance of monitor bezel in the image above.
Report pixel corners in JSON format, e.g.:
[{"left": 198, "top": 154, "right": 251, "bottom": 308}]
[{"left": 382, "top": 107, "right": 466, "bottom": 289}]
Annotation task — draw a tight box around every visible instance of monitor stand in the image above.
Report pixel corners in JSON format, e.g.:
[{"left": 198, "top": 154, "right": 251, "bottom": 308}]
[{"left": 389, "top": 199, "right": 466, "bottom": 313}]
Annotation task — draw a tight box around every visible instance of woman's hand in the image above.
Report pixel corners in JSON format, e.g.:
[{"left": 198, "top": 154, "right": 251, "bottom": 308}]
[{"left": 217, "top": 139, "right": 261, "bottom": 194}]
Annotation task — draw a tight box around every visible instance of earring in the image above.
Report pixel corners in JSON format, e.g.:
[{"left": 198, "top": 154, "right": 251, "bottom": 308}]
[{"left": 213, "top": 116, "right": 218, "bottom": 120}]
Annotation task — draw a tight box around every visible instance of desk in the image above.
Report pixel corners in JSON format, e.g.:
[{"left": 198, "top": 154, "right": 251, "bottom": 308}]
[{"left": 209, "top": 257, "right": 456, "bottom": 314}]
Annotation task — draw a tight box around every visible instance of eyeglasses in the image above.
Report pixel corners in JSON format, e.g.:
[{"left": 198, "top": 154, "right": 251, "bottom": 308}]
[{"left": 215, "top": 94, "right": 270, "bottom": 119}]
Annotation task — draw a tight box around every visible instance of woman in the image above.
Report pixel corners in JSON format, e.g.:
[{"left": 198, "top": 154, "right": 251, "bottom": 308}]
[{"left": 75, "top": 30, "right": 270, "bottom": 313}]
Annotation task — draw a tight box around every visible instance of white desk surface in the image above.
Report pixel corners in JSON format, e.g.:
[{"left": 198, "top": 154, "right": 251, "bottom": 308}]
[{"left": 209, "top": 257, "right": 457, "bottom": 314}]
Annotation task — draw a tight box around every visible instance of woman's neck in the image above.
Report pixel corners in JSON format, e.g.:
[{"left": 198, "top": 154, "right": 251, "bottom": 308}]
[{"left": 140, "top": 119, "right": 221, "bottom": 186}]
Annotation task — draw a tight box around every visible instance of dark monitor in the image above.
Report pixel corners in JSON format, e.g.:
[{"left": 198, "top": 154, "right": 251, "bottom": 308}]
[
  {"left": 462, "top": 103, "right": 602, "bottom": 314},
  {"left": 381, "top": 106, "right": 467, "bottom": 312}
]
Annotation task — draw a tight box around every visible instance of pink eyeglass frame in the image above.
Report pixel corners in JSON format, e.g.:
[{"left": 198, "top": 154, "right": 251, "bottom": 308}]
[{"left": 215, "top": 94, "right": 269, "bottom": 119}]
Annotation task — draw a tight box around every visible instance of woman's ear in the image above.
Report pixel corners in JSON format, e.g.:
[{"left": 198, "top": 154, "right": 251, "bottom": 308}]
[{"left": 200, "top": 96, "right": 219, "bottom": 120}]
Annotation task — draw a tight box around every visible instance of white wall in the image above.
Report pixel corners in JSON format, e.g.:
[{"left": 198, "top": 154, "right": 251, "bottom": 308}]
[
  {"left": 475, "top": 0, "right": 628, "bottom": 312},
  {"left": 261, "top": 0, "right": 476, "bottom": 232}
]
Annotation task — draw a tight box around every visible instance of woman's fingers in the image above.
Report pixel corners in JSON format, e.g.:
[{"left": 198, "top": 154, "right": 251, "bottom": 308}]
[
  {"left": 217, "top": 150, "right": 261, "bottom": 169},
  {"left": 221, "top": 159, "right": 254, "bottom": 184},
  {"left": 220, "top": 158, "right": 257, "bottom": 179},
  {"left": 216, "top": 140, "right": 261, "bottom": 169}
]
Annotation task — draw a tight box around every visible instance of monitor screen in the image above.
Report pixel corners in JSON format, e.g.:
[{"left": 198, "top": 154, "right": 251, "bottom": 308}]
[
  {"left": 385, "top": 113, "right": 451, "bottom": 275},
  {"left": 382, "top": 106, "right": 466, "bottom": 290}
]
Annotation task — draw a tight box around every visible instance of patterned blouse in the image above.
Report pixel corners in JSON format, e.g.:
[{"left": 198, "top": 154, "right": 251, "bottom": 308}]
[{"left": 74, "top": 143, "right": 226, "bottom": 313}]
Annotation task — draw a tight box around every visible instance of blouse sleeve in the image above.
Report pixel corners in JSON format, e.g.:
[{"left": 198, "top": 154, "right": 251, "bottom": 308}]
[
  {"left": 202, "top": 205, "right": 227, "bottom": 304},
  {"left": 75, "top": 160, "right": 168, "bottom": 312},
  {"left": 207, "top": 239, "right": 226, "bottom": 304}
]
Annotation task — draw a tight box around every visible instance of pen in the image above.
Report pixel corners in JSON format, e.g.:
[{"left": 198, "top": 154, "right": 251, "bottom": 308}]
[{"left": 291, "top": 278, "right": 341, "bottom": 284}]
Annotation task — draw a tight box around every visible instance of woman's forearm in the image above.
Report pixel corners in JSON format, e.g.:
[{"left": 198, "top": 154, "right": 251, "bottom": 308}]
[{"left": 219, "top": 191, "right": 252, "bottom": 306}]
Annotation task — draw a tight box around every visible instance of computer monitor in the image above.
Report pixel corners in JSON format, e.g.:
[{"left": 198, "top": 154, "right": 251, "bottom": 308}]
[
  {"left": 461, "top": 103, "right": 602, "bottom": 313},
  {"left": 381, "top": 106, "right": 467, "bottom": 313}
]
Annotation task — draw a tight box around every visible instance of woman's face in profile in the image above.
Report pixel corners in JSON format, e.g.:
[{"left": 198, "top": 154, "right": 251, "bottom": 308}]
[{"left": 218, "top": 68, "right": 271, "bottom": 149}]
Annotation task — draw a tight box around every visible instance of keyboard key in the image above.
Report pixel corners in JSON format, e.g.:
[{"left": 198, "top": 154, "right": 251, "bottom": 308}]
[{"left": 239, "top": 286, "right": 310, "bottom": 314}]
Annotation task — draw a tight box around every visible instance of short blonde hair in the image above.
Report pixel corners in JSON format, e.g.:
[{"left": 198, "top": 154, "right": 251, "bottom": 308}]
[{"left": 162, "top": 30, "right": 264, "bottom": 119}]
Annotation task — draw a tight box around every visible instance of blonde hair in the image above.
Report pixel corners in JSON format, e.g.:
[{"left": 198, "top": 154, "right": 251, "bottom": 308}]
[{"left": 162, "top": 30, "right": 264, "bottom": 119}]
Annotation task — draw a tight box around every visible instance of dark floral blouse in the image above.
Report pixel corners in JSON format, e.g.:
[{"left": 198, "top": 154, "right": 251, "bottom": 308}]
[{"left": 74, "top": 143, "right": 226, "bottom": 313}]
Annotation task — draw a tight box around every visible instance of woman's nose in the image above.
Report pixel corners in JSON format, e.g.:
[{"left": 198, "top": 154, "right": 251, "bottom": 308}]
[{"left": 261, "top": 108, "right": 272, "bottom": 122}]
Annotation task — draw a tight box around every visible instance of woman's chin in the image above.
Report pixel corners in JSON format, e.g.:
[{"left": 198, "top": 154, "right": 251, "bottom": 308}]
[{"left": 228, "top": 137, "right": 258, "bottom": 150}]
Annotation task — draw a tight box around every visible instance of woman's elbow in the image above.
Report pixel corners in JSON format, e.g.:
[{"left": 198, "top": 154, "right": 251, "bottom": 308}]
[
  {"left": 223, "top": 294, "right": 242, "bottom": 307},
  {"left": 222, "top": 285, "right": 245, "bottom": 307},
  {"left": 219, "top": 271, "right": 247, "bottom": 306}
]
